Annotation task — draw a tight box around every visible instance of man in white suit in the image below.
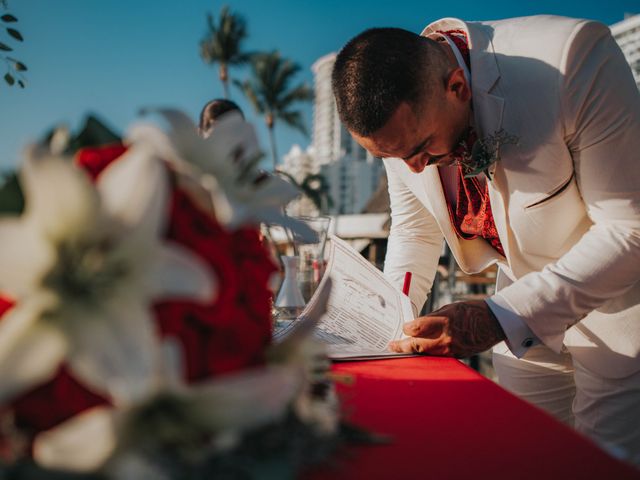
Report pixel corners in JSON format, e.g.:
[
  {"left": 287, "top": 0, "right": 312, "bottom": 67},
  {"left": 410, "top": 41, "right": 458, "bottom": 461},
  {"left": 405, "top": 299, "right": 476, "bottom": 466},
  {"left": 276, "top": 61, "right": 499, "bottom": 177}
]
[{"left": 332, "top": 15, "right": 640, "bottom": 461}]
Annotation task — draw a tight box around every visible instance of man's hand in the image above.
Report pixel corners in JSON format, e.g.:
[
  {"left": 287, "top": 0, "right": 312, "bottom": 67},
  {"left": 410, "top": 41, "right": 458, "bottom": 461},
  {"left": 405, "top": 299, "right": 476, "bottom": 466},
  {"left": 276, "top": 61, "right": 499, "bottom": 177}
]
[{"left": 388, "top": 300, "right": 506, "bottom": 358}]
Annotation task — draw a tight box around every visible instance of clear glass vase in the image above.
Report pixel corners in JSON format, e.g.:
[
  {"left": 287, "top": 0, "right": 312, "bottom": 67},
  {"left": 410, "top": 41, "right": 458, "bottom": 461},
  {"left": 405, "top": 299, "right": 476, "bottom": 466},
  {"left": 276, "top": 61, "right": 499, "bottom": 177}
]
[{"left": 274, "top": 255, "right": 306, "bottom": 322}]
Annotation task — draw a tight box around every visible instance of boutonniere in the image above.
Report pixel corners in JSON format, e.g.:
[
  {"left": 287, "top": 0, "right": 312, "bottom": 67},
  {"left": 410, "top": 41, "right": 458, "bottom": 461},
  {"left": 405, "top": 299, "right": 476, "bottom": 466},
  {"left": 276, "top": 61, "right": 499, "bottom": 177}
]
[{"left": 460, "top": 129, "right": 519, "bottom": 180}]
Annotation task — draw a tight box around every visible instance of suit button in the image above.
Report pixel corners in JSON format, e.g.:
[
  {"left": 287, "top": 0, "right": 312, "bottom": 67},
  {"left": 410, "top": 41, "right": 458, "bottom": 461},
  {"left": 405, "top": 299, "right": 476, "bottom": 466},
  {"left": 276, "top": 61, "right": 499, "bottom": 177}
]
[{"left": 522, "top": 338, "right": 534, "bottom": 348}]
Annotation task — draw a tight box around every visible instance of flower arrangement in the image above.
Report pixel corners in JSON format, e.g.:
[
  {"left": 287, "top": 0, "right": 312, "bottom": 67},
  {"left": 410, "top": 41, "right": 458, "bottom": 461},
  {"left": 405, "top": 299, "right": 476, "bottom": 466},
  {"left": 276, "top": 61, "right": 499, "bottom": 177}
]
[
  {"left": 457, "top": 128, "right": 519, "bottom": 179},
  {"left": 0, "top": 111, "right": 360, "bottom": 478}
]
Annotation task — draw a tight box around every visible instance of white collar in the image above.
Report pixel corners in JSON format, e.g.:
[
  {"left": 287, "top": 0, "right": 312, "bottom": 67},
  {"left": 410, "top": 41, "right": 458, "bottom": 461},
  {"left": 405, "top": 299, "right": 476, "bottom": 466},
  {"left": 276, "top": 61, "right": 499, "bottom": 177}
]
[{"left": 441, "top": 35, "right": 472, "bottom": 89}]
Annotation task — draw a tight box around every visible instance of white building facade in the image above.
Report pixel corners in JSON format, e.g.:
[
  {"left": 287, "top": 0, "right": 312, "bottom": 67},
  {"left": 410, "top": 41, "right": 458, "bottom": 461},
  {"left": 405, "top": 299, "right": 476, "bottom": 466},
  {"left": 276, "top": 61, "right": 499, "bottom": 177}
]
[
  {"left": 281, "top": 144, "right": 317, "bottom": 183},
  {"left": 320, "top": 156, "right": 384, "bottom": 215},
  {"left": 611, "top": 14, "right": 640, "bottom": 89},
  {"left": 310, "top": 53, "right": 384, "bottom": 215},
  {"left": 281, "top": 144, "right": 320, "bottom": 216}
]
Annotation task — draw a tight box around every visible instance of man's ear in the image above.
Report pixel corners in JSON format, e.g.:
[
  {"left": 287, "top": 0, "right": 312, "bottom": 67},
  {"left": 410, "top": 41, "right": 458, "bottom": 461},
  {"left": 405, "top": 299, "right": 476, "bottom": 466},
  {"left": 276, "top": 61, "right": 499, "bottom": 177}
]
[{"left": 445, "top": 67, "right": 471, "bottom": 102}]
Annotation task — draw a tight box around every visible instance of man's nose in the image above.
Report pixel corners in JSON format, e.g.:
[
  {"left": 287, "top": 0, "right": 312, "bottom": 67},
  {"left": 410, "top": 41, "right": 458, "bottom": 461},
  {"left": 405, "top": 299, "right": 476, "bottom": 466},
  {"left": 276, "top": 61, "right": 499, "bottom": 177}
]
[{"left": 405, "top": 156, "right": 427, "bottom": 173}]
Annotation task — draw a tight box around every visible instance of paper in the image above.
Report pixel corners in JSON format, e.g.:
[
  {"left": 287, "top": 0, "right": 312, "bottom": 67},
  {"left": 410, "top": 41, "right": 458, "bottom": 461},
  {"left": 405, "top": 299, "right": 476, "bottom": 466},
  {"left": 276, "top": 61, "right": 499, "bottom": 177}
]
[{"left": 292, "top": 235, "right": 416, "bottom": 360}]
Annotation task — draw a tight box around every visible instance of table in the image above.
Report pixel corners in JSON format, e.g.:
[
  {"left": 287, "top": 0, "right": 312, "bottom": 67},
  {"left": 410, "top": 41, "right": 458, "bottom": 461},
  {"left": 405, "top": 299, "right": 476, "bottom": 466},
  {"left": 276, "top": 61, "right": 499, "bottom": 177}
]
[{"left": 309, "top": 357, "right": 640, "bottom": 479}]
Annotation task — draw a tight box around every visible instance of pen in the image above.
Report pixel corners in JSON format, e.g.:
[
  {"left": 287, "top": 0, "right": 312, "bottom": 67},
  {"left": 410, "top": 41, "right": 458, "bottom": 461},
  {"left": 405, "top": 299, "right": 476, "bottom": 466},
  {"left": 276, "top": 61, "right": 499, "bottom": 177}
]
[{"left": 402, "top": 271, "right": 412, "bottom": 296}]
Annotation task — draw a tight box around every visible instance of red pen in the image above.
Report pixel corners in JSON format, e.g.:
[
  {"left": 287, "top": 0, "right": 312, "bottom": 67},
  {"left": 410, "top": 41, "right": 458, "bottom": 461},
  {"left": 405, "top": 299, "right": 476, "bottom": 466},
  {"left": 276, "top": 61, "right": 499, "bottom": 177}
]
[{"left": 402, "top": 271, "right": 412, "bottom": 296}]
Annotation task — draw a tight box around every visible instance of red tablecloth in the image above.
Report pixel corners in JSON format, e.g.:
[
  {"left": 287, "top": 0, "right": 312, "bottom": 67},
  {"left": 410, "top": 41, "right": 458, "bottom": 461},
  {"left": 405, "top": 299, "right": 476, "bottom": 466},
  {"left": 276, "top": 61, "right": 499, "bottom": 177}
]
[{"left": 309, "top": 357, "right": 640, "bottom": 479}]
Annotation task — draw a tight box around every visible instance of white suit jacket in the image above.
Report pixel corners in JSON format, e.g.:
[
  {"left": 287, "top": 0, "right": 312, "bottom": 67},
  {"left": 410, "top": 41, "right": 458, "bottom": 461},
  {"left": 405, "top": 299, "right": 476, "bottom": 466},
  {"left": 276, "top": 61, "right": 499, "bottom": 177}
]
[{"left": 383, "top": 15, "right": 640, "bottom": 378}]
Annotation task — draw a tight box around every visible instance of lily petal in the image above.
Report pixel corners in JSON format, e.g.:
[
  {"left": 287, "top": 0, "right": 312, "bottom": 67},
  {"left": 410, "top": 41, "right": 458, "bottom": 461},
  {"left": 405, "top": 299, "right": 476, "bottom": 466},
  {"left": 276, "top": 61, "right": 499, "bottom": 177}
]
[
  {"left": 97, "top": 145, "right": 169, "bottom": 241},
  {"left": 189, "top": 365, "right": 302, "bottom": 433},
  {"left": 0, "top": 297, "right": 67, "bottom": 403},
  {"left": 150, "top": 109, "right": 261, "bottom": 184},
  {"left": 0, "top": 219, "right": 55, "bottom": 297},
  {"left": 66, "top": 302, "right": 160, "bottom": 405},
  {"left": 203, "top": 111, "right": 262, "bottom": 172},
  {"left": 21, "top": 150, "right": 101, "bottom": 242},
  {"left": 126, "top": 123, "right": 183, "bottom": 166},
  {"left": 143, "top": 109, "right": 202, "bottom": 161},
  {"left": 33, "top": 406, "right": 117, "bottom": 472},
  {"left": 159, "top": 337, "right": 185, "bottom": 390},
  {"left": 247, "top": 174, "right": 300, "bottom": 205},
  {"left": 146, "top": 243, "right": 217, "bottom": 304}
]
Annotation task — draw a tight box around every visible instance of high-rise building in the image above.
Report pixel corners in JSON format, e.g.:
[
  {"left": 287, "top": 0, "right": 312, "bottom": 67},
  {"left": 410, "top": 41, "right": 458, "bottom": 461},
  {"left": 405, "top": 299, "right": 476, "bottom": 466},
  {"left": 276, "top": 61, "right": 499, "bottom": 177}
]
[
  {"left": 321, "top": 156, "right": 385, "bottom": 215},
  {"left": 310, "top": 53, "right": 383, "bottom": 214},
  {"left": 281, "top": 144, "right": 317, "bottom": 183},
  {"left": 310, "top": 53, "right": 339, "bottom": 166},
  {"left": 281, "top": 144, "right": 319, "bottom": 216},
  {"left": 311, "top": 53, "right": 375, "bottom": 165},
  {"left": 611, "top": 14, "right": 640, "bottom": 89}
]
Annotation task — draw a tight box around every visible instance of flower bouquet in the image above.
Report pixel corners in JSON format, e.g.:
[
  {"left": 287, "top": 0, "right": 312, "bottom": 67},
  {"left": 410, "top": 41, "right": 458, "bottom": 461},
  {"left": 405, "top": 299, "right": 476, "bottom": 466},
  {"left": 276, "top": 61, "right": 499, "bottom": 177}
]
[{"left": 0, "top": 110, "right": 367, "bottom": 478}]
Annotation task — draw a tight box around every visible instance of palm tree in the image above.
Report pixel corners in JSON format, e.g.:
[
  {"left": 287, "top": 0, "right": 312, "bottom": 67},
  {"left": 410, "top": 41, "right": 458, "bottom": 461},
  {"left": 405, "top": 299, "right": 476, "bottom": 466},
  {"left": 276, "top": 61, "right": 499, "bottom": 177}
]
[
  {"left": 199, "top": 5, "right": 249, "bottom": 99},
  {"left": 234, "top": 51, "right": 313, "bottom": 170}
]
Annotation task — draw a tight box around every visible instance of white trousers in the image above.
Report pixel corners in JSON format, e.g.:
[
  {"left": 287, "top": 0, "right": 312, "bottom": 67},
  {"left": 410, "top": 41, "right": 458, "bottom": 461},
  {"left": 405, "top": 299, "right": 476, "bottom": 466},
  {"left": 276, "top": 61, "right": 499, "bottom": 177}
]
[{"left": 493, "top": 341, "right": 640, "bottom": 466}]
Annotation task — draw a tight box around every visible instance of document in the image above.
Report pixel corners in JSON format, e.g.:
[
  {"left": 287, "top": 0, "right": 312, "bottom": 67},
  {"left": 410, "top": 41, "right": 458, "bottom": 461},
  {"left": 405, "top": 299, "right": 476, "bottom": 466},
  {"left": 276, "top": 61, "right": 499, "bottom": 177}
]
[{"left": 276, "top": 235, "right": 417, "bottom": 360}]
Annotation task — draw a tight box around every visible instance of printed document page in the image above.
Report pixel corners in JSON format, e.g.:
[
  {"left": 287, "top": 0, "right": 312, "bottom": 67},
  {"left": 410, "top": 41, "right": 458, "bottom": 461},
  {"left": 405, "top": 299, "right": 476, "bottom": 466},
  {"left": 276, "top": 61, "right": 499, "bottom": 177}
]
[{"left": 300, "top": 235, "right": 416, "bottom": 360}]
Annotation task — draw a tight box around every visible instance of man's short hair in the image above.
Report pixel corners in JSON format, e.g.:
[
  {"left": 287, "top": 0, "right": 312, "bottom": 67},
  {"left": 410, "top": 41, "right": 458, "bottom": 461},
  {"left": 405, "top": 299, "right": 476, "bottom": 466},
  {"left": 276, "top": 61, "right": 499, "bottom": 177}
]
[
  {"left": 332, "top": 28, "right": 450, "bottom": 137},
  {"left": 199, "top": 99, "right": 244, "bottom": 136}
]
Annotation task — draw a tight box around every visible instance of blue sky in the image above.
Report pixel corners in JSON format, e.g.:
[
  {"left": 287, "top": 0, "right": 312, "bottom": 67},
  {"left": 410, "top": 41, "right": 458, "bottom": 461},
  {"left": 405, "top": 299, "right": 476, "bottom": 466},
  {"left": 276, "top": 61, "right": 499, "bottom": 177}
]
[{"left": 0, "top": 0, "right": 636, "bottom": 170}]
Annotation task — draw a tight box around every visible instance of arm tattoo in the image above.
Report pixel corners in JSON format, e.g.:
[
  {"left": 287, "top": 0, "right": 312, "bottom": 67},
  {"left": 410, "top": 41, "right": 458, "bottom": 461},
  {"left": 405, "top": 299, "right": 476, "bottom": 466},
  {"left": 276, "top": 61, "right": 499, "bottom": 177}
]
[{"left": 448, "top": 302, "right": 506, "bottom": 358}]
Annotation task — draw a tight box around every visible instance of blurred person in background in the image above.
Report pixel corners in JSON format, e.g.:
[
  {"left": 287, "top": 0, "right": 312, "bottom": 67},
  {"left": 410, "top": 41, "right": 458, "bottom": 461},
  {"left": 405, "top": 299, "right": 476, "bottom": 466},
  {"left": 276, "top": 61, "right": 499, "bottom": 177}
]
[{"left": 198, "top": 98, "right": 244, "bottom": 138}]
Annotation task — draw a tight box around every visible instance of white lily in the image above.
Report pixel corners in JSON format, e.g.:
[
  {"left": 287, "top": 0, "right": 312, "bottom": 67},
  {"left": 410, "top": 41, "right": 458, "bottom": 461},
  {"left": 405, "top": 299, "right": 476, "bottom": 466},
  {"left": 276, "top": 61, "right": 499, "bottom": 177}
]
[
  {"left": 129, "top": 109, "right": 316, "bottom": 241},
  {"left": 0, "top": 144, "right": 216, "bottom": 405}
]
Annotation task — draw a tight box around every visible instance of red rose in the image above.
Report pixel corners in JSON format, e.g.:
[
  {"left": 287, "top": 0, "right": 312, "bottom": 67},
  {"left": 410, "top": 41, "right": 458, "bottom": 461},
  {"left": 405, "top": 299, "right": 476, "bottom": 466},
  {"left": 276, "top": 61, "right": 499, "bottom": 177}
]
[{"left": 75, "top": 143, "right": 127, "bottom": 181}]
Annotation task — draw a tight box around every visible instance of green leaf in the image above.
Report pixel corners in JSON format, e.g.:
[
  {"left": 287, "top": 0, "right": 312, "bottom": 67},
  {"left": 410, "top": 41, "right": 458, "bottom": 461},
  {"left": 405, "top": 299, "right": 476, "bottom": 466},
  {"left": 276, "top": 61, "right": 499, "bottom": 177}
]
[
  {"left": 4, "top": 72, "right": 14, "bottom": 85},
  {"left": 0, "top": 173, "right": 25, "bottom": 215},
  {"left": 1, "top": 14, "right": 17, "bottom": 23},
  {"left": 14, "top": 61, "right": 26, "bottom": 71},
  {"left": 7, "top": 27, "right": 22, "bottom": 41},
  {"left": 0, "top": 41, "right": 12, "bottom": 51}
]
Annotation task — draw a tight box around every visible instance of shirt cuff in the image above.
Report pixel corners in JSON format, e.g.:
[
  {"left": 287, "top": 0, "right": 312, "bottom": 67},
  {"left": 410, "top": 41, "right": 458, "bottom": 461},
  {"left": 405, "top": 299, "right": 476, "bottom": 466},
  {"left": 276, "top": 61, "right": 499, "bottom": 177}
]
[{"left": 485, "top": 296, "right": 540, "bottom": 358}]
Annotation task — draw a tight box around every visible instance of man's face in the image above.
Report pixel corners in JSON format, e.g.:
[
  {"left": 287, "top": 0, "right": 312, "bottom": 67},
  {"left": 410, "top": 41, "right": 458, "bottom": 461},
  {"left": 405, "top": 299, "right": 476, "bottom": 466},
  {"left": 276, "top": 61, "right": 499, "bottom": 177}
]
[{"left": 351, "top": 67, "right": 471, "bottom": 173}]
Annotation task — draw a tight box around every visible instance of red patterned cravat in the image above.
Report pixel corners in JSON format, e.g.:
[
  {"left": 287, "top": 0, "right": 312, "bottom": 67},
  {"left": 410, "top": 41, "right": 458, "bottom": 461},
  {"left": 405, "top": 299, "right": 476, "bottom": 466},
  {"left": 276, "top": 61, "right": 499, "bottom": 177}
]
[{"left": 437, "top": 30, "right": 505, "bottom": 257}]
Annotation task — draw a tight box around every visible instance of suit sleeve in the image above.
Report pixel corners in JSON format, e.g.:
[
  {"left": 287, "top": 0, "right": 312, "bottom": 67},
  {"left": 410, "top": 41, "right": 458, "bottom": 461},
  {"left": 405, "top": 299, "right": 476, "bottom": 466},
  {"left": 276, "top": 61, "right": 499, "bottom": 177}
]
[
  {"left": 491, "top": 21, "right": 640, "bottom": 353},
  {"left": 382, "top": 158, "right": 444, "bottom": 315}
]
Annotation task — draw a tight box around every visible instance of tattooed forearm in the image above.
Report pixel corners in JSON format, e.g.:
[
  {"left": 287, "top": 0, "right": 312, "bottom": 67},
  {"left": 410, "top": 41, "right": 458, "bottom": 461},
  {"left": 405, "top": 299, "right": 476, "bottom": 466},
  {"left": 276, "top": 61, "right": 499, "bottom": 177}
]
[{"left": 447, "top": 302, "right": 506, "bottom": 358}]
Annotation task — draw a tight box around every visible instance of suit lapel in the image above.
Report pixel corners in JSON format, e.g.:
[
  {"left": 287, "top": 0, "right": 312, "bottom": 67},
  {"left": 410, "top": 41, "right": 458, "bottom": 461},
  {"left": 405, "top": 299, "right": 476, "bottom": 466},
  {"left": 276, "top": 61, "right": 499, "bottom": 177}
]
[
  {"left": 474, "top": 90, "right": 512, "bottom": 263},
  {"left": 467, "top": 21, "right": 513, "bottom": 266}
]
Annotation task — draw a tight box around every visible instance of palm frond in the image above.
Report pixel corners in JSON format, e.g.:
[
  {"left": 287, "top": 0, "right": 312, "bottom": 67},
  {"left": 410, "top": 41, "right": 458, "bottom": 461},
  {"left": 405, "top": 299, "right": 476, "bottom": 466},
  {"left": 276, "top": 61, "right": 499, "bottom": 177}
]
[
  {"left": 199, "top": 5, "right": 248, "bottom": 66},
  {"left": 302, "top": 173, "right": 334, "bottom": 210},
  {"left": 235, "top": 50, "right": 313, "bottom": 153},
  {"left": 272, "top": 59, "right": 300, "bottom": 99},
  {"left": 277, "top": 83, "right": 314, "bottom": 110},
  {"left": 233, "top": 78, "right": 265, "bottom": 114},
  {"left": 278, "top": 110, "right": 307, "bottom": 136}
]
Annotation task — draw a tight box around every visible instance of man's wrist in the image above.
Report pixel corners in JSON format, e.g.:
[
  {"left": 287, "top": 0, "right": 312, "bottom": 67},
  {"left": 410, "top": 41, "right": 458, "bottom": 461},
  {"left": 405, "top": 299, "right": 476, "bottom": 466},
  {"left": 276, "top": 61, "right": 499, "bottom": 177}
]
[
  {"left": 485, "top": 296, "right": 540, "bottom": 358},
  {"left": 448, "top": 301, "right": 506, "bottom": 357}
]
